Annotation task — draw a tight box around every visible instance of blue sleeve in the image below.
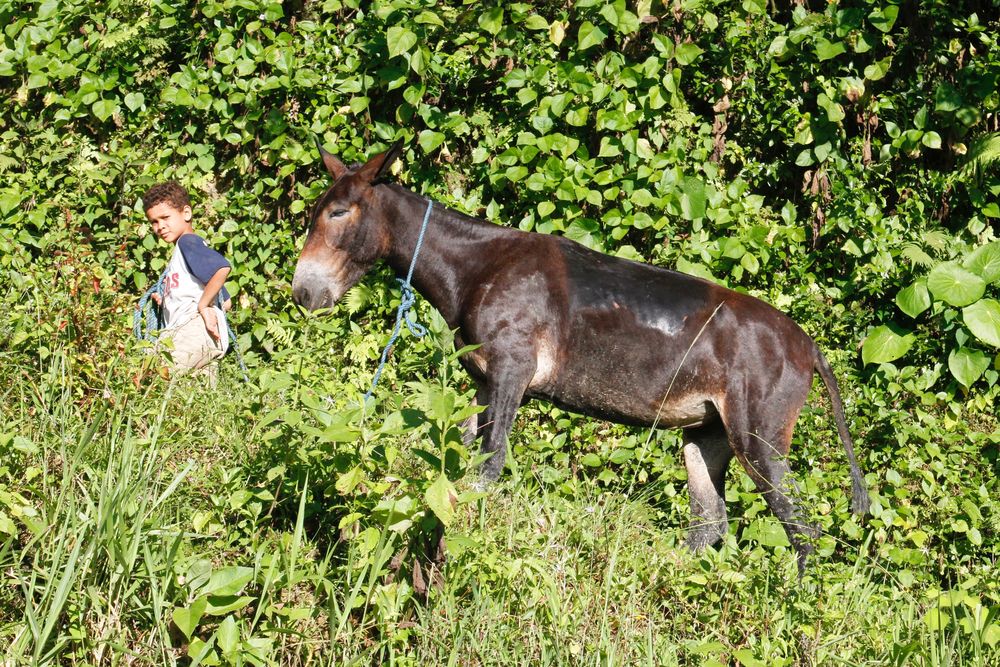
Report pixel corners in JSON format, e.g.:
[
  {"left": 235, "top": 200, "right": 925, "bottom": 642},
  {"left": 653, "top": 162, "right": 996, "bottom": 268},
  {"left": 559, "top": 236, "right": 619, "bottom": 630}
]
[{"left": 177, "top": 234, "right": 231, "bottom": 284}]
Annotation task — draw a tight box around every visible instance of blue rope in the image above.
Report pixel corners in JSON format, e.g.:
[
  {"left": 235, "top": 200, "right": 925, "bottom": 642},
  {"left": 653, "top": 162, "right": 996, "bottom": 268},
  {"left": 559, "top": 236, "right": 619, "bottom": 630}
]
[
  {"left": 364, "top": 199, "right": 433, "bottom": 401},
  {"left": 227, "top": 321, "right": 250, "bottom": 383},
  {"left": 133, "top": 269, "right": 169, "bottom": 341}
]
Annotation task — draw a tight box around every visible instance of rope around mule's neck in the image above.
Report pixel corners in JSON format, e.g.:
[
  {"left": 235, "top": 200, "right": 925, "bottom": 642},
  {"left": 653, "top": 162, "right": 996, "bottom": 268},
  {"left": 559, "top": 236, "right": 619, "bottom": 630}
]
[{"left": 364, "top": 198, "right": 433, "bottom": 401}]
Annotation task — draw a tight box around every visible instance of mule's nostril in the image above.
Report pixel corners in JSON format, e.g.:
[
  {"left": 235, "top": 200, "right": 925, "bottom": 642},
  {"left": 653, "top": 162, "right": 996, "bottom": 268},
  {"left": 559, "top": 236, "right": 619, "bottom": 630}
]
[
  {"left": 292, "top": 280, "right": 330, "bottom": 311},
  {"left": 292, "top": 284, "right": 310, "bottom": 307}
]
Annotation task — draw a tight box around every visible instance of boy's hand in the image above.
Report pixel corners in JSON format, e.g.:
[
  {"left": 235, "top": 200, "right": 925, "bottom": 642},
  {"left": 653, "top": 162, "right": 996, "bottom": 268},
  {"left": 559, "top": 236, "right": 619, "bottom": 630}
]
[
  {"left": 200, "top": 306, "right": 221, "bottom": 342},
  {"left": 152, "top": 293, "right": 162, "bottom": 306}
]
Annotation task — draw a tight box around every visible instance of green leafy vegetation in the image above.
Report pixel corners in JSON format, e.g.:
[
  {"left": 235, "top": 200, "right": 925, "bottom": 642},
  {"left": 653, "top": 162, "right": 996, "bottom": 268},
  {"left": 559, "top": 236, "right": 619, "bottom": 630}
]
[{"left": 1, "top": 0, "right": 997, "bottom": 664}]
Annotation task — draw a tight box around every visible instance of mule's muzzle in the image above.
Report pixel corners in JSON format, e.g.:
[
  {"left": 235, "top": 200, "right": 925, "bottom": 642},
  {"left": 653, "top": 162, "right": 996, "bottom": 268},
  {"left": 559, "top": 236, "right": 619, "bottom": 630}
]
[
  {"left": 292, "top": 282, "right": 331, "bottom": 311},
  {"left": 292, "top": 265, "right": 336, "bottom": 311}
]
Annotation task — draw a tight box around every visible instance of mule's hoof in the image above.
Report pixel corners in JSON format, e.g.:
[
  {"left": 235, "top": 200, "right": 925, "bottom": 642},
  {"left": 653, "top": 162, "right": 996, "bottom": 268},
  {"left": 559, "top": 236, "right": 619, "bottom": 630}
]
[
  {"left": 476, "top": 463, "right": 503, "bottom": 488},
  {"left": 470, "top": 477, "right": 497, "bottom": 493}
]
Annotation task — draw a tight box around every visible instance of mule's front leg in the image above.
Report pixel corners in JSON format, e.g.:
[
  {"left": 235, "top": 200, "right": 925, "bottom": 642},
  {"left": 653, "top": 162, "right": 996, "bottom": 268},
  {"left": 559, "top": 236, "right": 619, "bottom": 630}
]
[
  {"left": 477, "top": 355, "right": 535, "bottom": 482},
  {"left": 683, "top": 423, "right": 733, "bottom": 551}
]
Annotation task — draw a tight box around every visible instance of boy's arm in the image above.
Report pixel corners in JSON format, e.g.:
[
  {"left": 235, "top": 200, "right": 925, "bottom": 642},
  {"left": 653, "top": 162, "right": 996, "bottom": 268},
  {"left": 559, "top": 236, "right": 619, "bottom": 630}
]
[
  {"left": 198, "top": 266, "right": 231, "bottom": 341},
  {"left": 176, "top": 235, "right": 232, "bottom": 341}
]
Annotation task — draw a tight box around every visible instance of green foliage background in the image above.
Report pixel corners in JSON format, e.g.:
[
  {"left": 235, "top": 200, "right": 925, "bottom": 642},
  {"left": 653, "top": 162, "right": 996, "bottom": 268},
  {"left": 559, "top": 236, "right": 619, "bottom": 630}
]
[{"left": 1, "top": 0, "right": 999, "bottom": 664}]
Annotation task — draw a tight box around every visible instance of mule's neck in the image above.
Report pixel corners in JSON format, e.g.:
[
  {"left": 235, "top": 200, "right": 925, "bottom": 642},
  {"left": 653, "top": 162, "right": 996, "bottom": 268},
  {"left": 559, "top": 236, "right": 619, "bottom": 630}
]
[{"left": 376, "top": 184, "right": 504, "bottom": 328}]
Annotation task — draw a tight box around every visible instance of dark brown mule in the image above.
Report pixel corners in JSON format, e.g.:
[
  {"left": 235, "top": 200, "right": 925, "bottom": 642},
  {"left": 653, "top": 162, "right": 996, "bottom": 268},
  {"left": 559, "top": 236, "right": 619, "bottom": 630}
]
[{"left": 293, "top": 141, "right": 870, "bottom": 572}]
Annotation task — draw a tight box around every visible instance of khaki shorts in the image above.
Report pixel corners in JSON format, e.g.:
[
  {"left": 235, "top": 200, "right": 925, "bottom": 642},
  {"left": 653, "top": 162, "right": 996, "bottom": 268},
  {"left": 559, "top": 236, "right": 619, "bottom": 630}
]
[{"left": 160, "top": 316, "right": 225, "bottom": 375}]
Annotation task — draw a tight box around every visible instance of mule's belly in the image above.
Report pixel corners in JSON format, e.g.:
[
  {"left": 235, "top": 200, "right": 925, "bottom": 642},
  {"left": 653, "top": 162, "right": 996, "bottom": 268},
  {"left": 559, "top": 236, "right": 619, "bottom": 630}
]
[
  {"left": 529, "top": 383, "right": 717, "bottom": 429},
  {"left": 528, "top": 310, "right": 720, "bottom": 428}
]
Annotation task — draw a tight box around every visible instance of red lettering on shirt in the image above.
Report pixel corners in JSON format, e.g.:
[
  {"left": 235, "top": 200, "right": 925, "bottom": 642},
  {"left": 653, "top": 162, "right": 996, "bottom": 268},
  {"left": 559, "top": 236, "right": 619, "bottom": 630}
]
[{"left": 163, "top": 272, "right": 180, "bottom": 297}]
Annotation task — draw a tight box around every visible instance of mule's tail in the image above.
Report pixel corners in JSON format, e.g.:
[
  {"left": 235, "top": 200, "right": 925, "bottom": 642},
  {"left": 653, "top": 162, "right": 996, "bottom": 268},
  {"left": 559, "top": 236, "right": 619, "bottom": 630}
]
[{"left": 814, "top": 347, "right": 870, "bottom": 515}]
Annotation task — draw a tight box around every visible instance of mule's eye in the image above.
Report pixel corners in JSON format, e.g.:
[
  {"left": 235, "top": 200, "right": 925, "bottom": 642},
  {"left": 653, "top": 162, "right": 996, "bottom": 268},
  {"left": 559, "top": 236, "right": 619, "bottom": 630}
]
[{"left": 329, "top": 208, "right": 349, "bottom": 219}]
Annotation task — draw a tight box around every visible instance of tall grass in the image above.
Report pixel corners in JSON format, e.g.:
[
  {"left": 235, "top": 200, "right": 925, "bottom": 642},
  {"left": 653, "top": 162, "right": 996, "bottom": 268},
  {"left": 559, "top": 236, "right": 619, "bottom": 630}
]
[
  {"left": 0, "top": 348, "right": 997, "bottom": 665},
  {"left": 5, "top": 356, "right": 191, "bottom": 663}
]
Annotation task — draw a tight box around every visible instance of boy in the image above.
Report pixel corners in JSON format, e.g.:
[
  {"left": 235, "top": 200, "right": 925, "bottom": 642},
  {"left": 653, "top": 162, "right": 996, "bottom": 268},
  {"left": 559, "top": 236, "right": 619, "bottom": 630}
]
[{"left": 142, "top": 181, "right": 232, "bottom": 376}]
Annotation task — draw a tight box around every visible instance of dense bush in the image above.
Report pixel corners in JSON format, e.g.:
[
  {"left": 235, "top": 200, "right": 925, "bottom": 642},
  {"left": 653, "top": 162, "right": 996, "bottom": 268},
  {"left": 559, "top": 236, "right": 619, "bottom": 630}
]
[{"left": 1, "top": 0, "right": 998, "bottom": 663}]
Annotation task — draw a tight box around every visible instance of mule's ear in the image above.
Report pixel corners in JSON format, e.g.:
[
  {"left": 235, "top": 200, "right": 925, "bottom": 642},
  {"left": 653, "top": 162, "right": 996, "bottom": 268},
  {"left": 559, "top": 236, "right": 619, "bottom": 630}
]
[
  {"left": 315, "top": 136, "right": 349, "bottom": 180},
  {"left": 357, "top": 140, "right": 405, "bottom": 184}
]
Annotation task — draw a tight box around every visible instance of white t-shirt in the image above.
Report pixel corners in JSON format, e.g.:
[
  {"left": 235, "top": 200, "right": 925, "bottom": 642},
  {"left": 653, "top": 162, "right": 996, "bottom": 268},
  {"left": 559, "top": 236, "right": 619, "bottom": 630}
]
[{"left": 160, "top": 234, "right": 230, "bottom": 352}]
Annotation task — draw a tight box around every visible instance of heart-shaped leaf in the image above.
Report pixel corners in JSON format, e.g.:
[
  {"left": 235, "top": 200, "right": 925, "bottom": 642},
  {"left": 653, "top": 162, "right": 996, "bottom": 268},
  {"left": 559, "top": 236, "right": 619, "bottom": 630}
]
[
  {"left": 92, "top": 99, "right": 117, "bottom": 122},
  {"left": 172, "top": 596, "right": 208, "bottom": 641},
  {"left": 578, "top": 21, "right": 607, "bottom": 51},
  {"left": 815, "top": 39, "right": 846, "bottom": 61},
  {"left": 675, "top": 43, "right": 703, "bottom": 65},
  {"left": 418, "top": 130, "right": 445, "bottom": 153},
  {"left": 896, "top": 280, "right": 931, "bottom": 318},
  {"left": 963, "top": 299, "right": 1000, "bottom": 348},
  {"left": 215, "top": 616, "right": 239, "bottom": 656},
  {"left": 948, "top": 346, "right": 991, "bottom": 387},
  {"left": 478, "top": 7, "right": 503, "bottom": 35},
  {"left": 964, "top": 241, "right": 1000, "bottom": 284},
  {"left": 869, "top": 5, "right": 899, "bottom": 32},
  {"left": 927, "top": 262, "right": 986, "bottom": 307},
  {"left": 549, "top": 20, "right": 566, "bottom": 46},
  {"left": 679, "top": 176, "right": 707, "bottom": 221},
  {"left": 124, "top": 92, "right": 144, "bottom": 111},
  {"left": 202, "top": 566, "right": 254, "bottom": 597},
  {"left": 862, "top": 325, "right": 914, "bottom": 365},
  {"left": 386, "top": 26, "right": 417, "bottom": 58}
]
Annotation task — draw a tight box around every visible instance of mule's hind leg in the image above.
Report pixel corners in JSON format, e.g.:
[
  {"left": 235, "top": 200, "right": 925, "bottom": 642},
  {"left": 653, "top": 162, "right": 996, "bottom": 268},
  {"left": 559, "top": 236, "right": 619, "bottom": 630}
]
[
  {"left": 683, "top": 422, "right": 733, "bottom": 551},
  {"left": 460, "top": 389, "right": 484, "bottom": 447},
  {"left": 745, "top": 447, "right": 817, "bottom": 574},
  {"left": 726, "top": 415, "right": 817, "bottom": 573}
]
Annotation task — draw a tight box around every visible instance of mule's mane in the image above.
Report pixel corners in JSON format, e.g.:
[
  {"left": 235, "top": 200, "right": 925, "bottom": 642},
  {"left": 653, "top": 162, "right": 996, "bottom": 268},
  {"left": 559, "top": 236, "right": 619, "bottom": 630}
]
[{"left": 382, "top": 182, "right": 507, "bottom": 234}]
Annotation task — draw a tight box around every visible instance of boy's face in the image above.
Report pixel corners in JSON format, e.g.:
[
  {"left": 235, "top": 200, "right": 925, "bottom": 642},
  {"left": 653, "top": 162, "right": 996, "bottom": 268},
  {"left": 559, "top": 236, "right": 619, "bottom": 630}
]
[{"left": 146, "top": 201, "right": 193, "bottom": 244}]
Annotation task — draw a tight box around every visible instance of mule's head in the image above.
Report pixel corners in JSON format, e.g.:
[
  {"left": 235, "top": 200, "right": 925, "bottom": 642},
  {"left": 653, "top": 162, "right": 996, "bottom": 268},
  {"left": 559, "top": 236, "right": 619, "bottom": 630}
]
[{"left": 292, "top": 140, "right": 404, "bottom": 311}]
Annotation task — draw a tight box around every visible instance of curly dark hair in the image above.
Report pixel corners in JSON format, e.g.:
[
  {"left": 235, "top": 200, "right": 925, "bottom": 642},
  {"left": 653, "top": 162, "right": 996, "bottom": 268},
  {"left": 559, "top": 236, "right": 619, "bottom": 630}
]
[{"left": 142, "top": 181, "right": 191, "bottom": 212}]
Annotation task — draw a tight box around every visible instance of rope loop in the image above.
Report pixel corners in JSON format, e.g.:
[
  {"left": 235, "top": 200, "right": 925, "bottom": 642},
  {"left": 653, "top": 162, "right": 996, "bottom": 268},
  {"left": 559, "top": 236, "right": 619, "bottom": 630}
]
[
  {"left": 133, "top": 270, "right": 168, "bottom": 341},
  {"left": 397, "top": 279, "right": 428, "bottom": 338},
  {"left": 364, "top": 198, "right": 433, "bottom": 401}
]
